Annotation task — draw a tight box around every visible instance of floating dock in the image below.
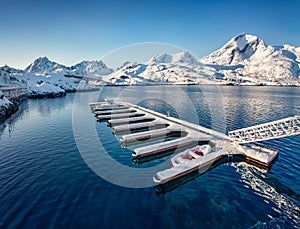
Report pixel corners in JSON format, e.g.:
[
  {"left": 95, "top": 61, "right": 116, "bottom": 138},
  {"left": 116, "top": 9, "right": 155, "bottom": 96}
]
[
  {"left": 90, "top": 101, "right": 226, "bottom": 159},
  {"left": 90, "top": 101, "right": 300, "bottom": 186}
]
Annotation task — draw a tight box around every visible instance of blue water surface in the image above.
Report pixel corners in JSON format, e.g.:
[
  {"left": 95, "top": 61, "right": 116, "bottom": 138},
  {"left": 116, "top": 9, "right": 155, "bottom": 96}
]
[{"left": 0, "top": 85, "right": 299, "bottom": 228}]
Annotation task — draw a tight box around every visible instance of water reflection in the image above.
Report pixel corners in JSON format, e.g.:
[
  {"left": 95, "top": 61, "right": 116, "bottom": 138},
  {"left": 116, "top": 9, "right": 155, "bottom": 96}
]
[
  {"left": 1, "top": 86, "right": 300, "bottom": 228},
  {"left": 233, "top": 162, "right": 300, "bottom": 227},
  {"left": 221, "top": 86, "right": 300, "bottom": 131}
]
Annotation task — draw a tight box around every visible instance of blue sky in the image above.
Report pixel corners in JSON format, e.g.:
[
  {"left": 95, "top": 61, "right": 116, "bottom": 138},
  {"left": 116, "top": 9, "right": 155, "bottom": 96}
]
[{"left": 0, "top": 0, "right": 299, "bottom": 69}]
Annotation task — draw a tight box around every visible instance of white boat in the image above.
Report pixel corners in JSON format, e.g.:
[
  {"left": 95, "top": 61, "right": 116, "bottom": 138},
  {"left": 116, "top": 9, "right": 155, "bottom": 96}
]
[
  {"left": 170, "top": 144, "right": 212, "bottom": 167},
  {"left": 154, "top": 142, "right": 224, "bottom": 184},
  {"left": 153, "top": 141, "right": 279, "bottom": 185}
]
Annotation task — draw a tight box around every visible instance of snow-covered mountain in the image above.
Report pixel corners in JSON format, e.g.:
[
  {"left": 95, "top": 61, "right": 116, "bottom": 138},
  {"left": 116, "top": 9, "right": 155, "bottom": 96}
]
[
  {"left": 25, "top": 57, "right": 68, "bottom": 74},
  {"left": 24, "top": 57, "right": 113, "bottom": 76},
  {"left": 200, "top": 33, "right": 300, "bottom": 81},
  {"left": 1, "top": 57, "right": 114, "bottom": 98},
  {"left": 103, "top": 62, "right": 148, "bottom": 85},
  {"left": 0, "top": 65, "right": 24, "bottom": 77},
  {"left": 0, "top": 65, "right": 24, "bottom": 87},
  {"left": 201, "top": 34, "right": 263, "bottom": 66},
  {"left": 104, "top": 34, "right": 300, "bottom": 86},
  {"left": 1, "top": 33, "right": 300, "bottom": 94},
  {"left": 70, "top": 60, "right": 113, "bottom": 76},
  {"left": 143, "top": 51, "right": 222, "bottom": 83},
  {"left": 103, "top": 51, "right": 223, "bottom": 85},
  {"left": 149, "top": 51, "right": 198, "bottom": 65}
]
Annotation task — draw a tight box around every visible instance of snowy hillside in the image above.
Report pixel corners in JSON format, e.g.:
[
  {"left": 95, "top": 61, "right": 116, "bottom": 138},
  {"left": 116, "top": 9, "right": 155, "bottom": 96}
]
[
  {"left": 70, "top": 60, "right": 113, "bottom": 76},
  {"left": 200, "top": 33, "right": 300, "bottom": 82},
  {"left": 103, "top": 62, "right": 148, "bottom": 85},
  {"left": 25, "top": 57, "right": 113, "bottom": 76},
  {"left": 1, "top": 34, "right": 300, "bottom": 92},
  {"left": 0, "top": 65, "right": 25, "bottom": 87},
  {"left": 0, "top": 90, "right": 18, "bottom": 123},
  {"left": 104, "top": 51, "right": 223, "bottom": 85},
  {"left": 25, "top": 57, "right": 68, "bottom": 74},
  {"left": 0, "top": 57, "right": 114, "bottom": 97},
  {"left": 103, "top": 35, "right": 300, "bottom": 86},
  {"left": 0, "top": 91, "right": 12, "bottom": 108},
  {"left": 0, "top": 65, "right": 24, "bottom": 75},
  {"left": 201, "top": 34, "right": 263, "bottom": 66}
]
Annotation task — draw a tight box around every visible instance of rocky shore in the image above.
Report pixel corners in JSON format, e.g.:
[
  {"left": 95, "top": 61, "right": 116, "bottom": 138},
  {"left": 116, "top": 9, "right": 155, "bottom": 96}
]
[
  {"left": 27, "top": 91, "right": 66, "bottom": 99},
  {"left": 0, "top": 92, "right": 20, "bottom": 123}
]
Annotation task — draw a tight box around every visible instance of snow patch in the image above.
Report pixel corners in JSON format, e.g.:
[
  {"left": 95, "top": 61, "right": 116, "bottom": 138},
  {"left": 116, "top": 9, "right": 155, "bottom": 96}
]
[{"left": 0, "top": 91, "right": 12, "bottom": 108}]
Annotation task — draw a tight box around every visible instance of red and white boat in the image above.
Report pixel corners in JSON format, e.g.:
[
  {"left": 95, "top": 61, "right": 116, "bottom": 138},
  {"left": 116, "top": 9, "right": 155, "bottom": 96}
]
[
  {"left": 153, "top": 142, "right": 224, "bottom": 184},
  {"left": 153, "top": 141, "right": 278, "bottom": 185},
  {"left": 170, "top": 144, "right": 212, "bottom": 167}
]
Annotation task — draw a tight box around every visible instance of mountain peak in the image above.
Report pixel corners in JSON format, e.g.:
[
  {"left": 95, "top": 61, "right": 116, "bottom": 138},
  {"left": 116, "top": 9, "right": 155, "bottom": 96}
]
[
  {"left": 230, "top": 33, "right": 263, "bottom": 52},
  {"left": 31, "top": 56, "right": 52, "bottom": 66},
  {"left": 201, "top": 33, "right": 264, "bottom": 66},
  {"left": 172, "top": 51, "right": 198, "bottom": 64},
  {"left": 233, "top": 33, "right": 259, "bottom": 41},
  {"left": 200, "top": 33, "right": 300, "bottom": 80},
  {"left": 0, "top": 65, "right": 24, "bottom": 75},
  {"left": 36, "top": 56, "right": 50, "bottom": 62},
  {"left": 71, "top": 60, "right": 113, "bottom": 76},
  {"left": 25, "top": 56, "right": 67, "bottom": 74},
  {"left": 149, "top": 54, "right": 173, "bottom": 64},
  {"left": 149, "top": 51, "right": 198, "bottom": 65}
]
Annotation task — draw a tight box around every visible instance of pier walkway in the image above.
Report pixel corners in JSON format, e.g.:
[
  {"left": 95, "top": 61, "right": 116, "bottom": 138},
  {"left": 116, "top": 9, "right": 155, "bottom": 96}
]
[
  {"left": 228, "top": 116, "right": 300, "bottom": 144},
  {"left": 90, "top": 101, "right": 300, "bottom": 186},
  {"left": 91, "top": 102, "right": 231, "bottom": 159}
]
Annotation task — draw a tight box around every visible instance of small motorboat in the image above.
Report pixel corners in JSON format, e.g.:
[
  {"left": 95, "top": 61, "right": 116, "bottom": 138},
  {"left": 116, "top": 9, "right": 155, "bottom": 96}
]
[
  {"left": 153, "top": 142, "right": 224, "bottom": 184},
  {"left": 153, "top": 141, "right": 279, "bottom": 185},
  {"left": 170, "top": 144, "right": 212, "bottom": 167}
]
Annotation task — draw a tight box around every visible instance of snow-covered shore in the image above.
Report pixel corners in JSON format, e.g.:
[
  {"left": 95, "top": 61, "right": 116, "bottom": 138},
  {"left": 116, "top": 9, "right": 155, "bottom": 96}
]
[
  {"left": 1, "top": 33, "right": 300, "bottom": 92},
  {"left": 0, "top": 91, "right": 19, "bottom": 123},
  {"left": 1, "top": 33, "right": 300, "bottom": 122}
]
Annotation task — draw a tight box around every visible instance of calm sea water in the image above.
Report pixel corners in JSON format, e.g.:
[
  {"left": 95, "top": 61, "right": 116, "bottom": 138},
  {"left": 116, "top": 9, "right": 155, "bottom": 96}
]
[{"left": 0, "top": 85, "right": 299, "bottom": 228}]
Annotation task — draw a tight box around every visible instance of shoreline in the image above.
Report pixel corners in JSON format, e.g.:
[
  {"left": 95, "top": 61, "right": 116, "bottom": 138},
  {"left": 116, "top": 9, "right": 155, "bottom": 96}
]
[
  {"left": 0, "top": 95, "right": 24, "bottom": 123},
  {"left": 99, "top": 83, "right": 300, "bottom": 87},
  {"left": 0, "top": 88, "right": 100, "bottom": 123},
  {"left": 1, "top": 83, "right": 299, "bottom": 124}
]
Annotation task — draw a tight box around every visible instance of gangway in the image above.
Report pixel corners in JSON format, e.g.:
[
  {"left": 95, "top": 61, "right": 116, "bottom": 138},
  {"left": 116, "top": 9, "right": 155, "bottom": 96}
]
[{"left": 228, "top": 116, "right": 300, "bottom": 144}]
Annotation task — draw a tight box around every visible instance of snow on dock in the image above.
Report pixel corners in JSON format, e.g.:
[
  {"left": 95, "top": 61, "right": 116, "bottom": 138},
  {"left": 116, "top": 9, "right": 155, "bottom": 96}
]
[
  {"left": 89, "top": 101, "right": 300, "bottom": 186},
  {"left": 90, "top": 101, "right": 223, "bottom": 158},
  {"left": 108, "top": 116, "right": 155, "bottom": 126},
  {"left": 94, "top": 108, "right": 136, "bottom": 116},
  {"left": 120, "top": 128, "right": 184, "bottom": 144},
  {"left": 97, "top": 112, "right": 145, "bottom": 121},
  {"left": 90, "top": 102, "right": 130, "bottom": 112},
  {"left": 132, "top": 136, "right": 209, "bottom": 158},
  {"left": 113, "top": 120, "right": 168, "bottom": 134}
]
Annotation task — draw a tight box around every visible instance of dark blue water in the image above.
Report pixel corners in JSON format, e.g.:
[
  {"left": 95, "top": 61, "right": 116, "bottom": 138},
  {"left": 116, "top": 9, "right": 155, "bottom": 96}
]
[{"left": 0, "top": 86, "right": 299, "bottom": 228}]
